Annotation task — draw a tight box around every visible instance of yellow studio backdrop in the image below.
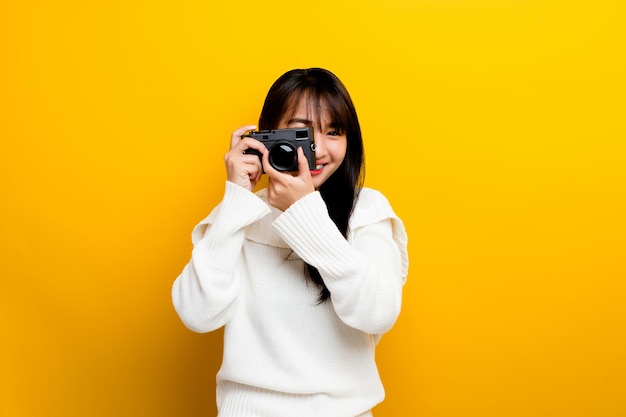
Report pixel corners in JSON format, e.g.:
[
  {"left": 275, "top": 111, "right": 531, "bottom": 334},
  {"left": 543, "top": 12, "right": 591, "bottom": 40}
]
[{"left": 1, "top": 0, "right": 624, "bottom": 416}]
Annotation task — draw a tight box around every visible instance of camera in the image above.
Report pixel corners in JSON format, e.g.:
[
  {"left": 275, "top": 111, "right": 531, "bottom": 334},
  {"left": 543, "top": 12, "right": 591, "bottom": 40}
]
[{"left": 243, "top": 127, "right": 316, "bottom": 172}]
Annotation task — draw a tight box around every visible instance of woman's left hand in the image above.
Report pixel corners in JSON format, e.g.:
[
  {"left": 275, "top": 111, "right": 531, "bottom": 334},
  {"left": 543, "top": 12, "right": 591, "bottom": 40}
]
[{"left": 264, "top": 147, "right": 315, "bottom": 211}]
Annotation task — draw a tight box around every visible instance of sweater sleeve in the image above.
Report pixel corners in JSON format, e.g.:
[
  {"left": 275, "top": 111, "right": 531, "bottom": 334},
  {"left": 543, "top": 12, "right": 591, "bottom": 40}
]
[
  {"left": 172, "top": 181, "right": 271, "bottom": 333},
  {"left": 272, "top": 189, "right": 408, "bottom": 335}
]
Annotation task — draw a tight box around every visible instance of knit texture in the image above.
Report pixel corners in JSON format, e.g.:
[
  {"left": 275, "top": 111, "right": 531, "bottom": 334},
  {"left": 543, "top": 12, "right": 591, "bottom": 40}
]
[{"left": 172, "top": 181, "right": 408, "bottom": 417}]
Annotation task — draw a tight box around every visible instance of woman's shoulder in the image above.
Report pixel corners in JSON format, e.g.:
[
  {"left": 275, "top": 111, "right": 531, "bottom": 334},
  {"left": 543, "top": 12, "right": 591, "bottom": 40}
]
[
  {"left": 356, "top": 187, "right": 388, "bottom": 202},
  {"left": 350, "top": 188, "right": 409, "bottom": 277},
  {"left": 350, "top": 187, "right": 401, "bottom": 229}
]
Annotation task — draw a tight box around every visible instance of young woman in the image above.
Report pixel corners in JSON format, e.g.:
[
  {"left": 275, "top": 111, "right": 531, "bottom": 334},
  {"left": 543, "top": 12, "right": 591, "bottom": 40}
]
[{"left": 172, "top": 68, "right": 409, "bottom": 417}]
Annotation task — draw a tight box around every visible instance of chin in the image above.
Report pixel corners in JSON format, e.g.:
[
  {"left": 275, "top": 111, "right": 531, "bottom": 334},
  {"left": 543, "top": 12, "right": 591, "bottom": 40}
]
[{"left": 311, "top": 177, "right": 326, "bottom": 190}]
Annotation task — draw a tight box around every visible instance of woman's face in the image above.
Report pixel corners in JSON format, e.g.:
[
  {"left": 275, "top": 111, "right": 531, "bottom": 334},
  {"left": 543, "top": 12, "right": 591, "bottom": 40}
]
[{"left": 277, "top": 97, "right": 347, "bottom": 189}]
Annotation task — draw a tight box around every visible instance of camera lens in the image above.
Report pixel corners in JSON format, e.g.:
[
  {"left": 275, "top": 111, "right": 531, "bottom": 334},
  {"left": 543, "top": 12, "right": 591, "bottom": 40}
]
[{"left": 269, "top": 142, "right": 297, "bottom": 171}]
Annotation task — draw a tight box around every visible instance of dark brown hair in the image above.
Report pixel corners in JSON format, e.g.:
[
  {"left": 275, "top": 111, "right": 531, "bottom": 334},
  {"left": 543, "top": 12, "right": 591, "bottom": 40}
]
[{"left": 259, "top": 68, "right": 365, "bottom": 302}]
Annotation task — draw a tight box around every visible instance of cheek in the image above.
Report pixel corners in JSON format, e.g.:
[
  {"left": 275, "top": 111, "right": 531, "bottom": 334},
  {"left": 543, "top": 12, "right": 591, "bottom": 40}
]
[{"left": 330, "top": 140, "right": 348, "bottom": 162}]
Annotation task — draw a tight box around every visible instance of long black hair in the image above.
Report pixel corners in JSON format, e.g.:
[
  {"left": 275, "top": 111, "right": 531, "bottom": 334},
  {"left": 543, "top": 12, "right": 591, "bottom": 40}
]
[{"left": 258, "top": 68, "right": 365, "bottom": 302}]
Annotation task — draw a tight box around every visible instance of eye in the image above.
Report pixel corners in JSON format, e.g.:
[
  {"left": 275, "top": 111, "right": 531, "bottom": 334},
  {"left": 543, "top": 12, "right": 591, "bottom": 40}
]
[{"left": 327, "top": 130, "right": 342, "bottom": 136}]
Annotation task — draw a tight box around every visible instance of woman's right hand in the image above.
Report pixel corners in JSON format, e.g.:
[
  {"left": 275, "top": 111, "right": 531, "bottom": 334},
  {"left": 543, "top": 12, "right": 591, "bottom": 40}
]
[{"left": 224, "top": 125, "right": 267, "bottom": 192}]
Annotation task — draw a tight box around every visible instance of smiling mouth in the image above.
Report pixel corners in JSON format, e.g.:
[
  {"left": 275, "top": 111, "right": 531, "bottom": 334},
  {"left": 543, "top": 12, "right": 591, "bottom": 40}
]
[{"left": 310, "top": 164, "right": 326, "bottom": 174}]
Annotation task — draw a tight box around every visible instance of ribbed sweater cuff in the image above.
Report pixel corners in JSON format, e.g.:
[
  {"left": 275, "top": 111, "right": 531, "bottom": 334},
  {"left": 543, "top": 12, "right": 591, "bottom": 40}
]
[
  {"left": 192, "top": 182, "right": 270, "bottom": 242},
  {"left": 220, "top": 181, "right": 271, "bottom": 224}
]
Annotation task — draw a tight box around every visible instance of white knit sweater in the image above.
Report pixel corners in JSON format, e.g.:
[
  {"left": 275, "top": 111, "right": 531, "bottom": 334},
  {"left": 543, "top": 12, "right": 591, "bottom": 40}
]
[{"left": 172, "top": 181, "right": 409, "bottom": 417}]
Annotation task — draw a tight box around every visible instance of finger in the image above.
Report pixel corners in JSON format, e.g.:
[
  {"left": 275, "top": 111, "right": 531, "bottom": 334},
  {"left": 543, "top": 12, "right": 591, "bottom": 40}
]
[
  {"left": 296, "top": 147, "right": 312, "bottom": 179},
  {"left": 248, "top": 160, "right": 263, "bottom": 181},
  {"left": 261, "top": 148, "right": 276, "bottom": 176},
  {"left": 230, "top": 125, "right": 257, "bottom": 149},
  {"left": 237, "top": 137, "right": 266, "bottom": 155},
  {"left": 239, "top": 152, "right": 264, "bottom": 166}
]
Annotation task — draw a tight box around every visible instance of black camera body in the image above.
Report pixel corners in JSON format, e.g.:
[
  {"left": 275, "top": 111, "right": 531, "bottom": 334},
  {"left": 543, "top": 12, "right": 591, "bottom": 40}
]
[{"left": 243, "top": 127, "right": 316, "bottom": 172}]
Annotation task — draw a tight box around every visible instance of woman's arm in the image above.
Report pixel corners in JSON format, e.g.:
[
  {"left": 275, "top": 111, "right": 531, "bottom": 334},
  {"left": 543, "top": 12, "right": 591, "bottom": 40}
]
[
  {"left": 172, "top": 181, "right": 270, "bottom": 333},
  {"left": 272, "top": 190, "right": 408, "bottom": 335}
]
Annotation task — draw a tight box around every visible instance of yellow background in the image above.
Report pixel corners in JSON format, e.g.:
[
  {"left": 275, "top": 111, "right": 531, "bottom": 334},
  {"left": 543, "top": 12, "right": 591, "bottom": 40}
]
[{"left": 1, "top": 0, "right": 624, "bottom": 416}]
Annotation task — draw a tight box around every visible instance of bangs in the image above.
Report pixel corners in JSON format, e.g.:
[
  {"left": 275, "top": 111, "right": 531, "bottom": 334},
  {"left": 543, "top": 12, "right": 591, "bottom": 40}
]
[{"left": 283, "top": 88, "right": 350, "bottom": 134}]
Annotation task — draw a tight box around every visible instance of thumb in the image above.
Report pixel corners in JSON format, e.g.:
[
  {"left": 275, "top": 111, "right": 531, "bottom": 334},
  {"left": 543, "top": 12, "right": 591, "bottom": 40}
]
[{"left": 296, "top": 147, "right": 312, "bottom": 179}]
